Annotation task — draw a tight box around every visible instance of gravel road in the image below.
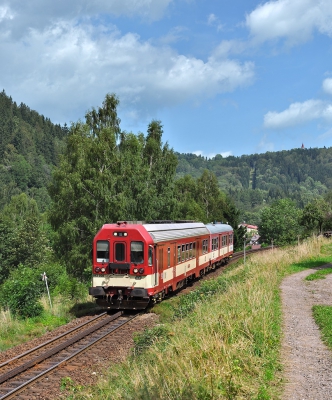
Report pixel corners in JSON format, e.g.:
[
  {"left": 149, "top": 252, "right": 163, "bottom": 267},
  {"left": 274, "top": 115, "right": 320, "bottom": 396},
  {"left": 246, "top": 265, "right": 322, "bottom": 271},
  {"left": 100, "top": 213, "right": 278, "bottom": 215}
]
[{"left": 281, "top": 266, "right": 332, "bottom": 399}]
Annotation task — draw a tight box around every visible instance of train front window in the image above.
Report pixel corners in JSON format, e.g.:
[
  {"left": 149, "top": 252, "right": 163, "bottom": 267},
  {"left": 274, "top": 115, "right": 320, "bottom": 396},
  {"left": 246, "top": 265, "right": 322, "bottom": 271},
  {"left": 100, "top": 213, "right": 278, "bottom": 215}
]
[
  {"left": 96, "top": 240, "right": 109, "bottom": 263},
  {"left": 115, "top": 242, "right": 126, "bottom": 261},
  {"left": 131, "top": 241, "right": 144, "bottom": 264}
]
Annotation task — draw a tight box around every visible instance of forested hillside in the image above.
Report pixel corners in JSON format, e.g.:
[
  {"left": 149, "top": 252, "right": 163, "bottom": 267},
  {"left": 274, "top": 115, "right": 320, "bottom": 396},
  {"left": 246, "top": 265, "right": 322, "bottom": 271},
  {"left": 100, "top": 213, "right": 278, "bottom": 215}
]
[
  {"left": 176, "top": 148, "right": 332, "bottom": 224},
  {"left": 0, "top": 90, "right": 68, "bottom": 211},
  {"left": 0, "top": 90, "right": 331, "bottom": 319}
]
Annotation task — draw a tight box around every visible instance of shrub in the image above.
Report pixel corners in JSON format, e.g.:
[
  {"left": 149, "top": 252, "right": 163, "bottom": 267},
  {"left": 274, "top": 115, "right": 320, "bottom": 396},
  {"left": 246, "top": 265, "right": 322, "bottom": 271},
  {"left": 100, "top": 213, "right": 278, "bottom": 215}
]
[{"left": 0, "top": 265, "right": 44, "bottom": 318}]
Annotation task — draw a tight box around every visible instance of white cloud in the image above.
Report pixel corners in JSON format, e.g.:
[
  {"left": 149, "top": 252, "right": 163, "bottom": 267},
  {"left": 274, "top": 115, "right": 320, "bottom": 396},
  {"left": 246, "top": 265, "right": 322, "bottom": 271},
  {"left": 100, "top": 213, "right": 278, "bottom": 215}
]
[
  {"left": 193, "top": 150, "right": 232, "bottom": 159},
  {"left": 246, "top": 0, "right": 332, "bottom": 45},
  {"left": 207, "top": 13, "right": 224, "bottom": 31},
  {"left": 212, "top": 40, "right": 248, "bottom": 58},
  {"left": 159, "top": 26, "right": 188, "bottom": 45},
  {"left": 257, "top": 134, "right": 275, "bottom": 153},
  {"left": 0, "top": 18, "right": 255, "bottom": 124},
  {"left": 318, "top": 127, "right": 332, "bottom": 141},
  {"left": 208, "top": 14, "right": 217, "bottom": 25},
  {"left": 0, "top": 5, "right": 14, "bottom": 22},
  {"left": 0, "top": 0, "right": 173, "bottom": 39},
  {"left": 323, "top": 78, "right": 332, "bottom": 95},
  {"left": 264, "top": 99, "right": 332, "bottom": 129}
]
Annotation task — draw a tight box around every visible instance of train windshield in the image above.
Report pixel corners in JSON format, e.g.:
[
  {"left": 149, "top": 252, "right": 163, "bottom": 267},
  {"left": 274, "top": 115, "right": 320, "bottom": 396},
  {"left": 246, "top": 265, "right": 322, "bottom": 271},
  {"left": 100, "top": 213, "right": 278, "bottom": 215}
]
[
  {"left": 96, "top": 240, "right": 109, "bottom": 263},
  {"left": 131, "top": 241, "right": 144, "bottom": 264}
]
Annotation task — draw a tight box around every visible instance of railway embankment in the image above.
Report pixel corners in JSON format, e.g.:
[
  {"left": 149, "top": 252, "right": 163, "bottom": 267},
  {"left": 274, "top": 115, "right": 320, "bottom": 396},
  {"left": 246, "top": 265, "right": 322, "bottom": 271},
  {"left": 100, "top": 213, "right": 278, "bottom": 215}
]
[
  {"left": 1, "top": 237, "right": 332, "bottom": 399},
  {"left": 63, "top": 237, "right": 332, "bottom": 399}
]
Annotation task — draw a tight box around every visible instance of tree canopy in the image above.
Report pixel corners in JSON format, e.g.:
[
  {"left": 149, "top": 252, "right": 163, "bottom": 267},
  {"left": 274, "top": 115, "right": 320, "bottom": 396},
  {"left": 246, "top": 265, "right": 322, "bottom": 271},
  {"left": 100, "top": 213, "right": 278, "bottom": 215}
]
[
  {"left": 259, "top": 199, "right": 302, "bottom": 246},
  {"left": 48, "top": 94, "right": 178, "bottom": 278}
]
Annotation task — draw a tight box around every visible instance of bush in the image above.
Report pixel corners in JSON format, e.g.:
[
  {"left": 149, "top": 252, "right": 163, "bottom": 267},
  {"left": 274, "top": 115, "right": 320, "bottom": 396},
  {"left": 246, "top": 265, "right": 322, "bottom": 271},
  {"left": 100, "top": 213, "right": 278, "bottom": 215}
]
[
  {"left": 0, "top": 265, "right": 44, "bottom": 318},
  {"left": 36, "top": 263, "right": 87, "bottom": 300}
]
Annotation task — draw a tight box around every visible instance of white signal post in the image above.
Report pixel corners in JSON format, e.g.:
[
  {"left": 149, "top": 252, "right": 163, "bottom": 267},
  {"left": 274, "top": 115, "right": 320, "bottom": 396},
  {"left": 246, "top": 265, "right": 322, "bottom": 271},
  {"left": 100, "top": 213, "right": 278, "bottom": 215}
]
[{"left": 42, "top": 272, "right": 52, "bottom": 309}]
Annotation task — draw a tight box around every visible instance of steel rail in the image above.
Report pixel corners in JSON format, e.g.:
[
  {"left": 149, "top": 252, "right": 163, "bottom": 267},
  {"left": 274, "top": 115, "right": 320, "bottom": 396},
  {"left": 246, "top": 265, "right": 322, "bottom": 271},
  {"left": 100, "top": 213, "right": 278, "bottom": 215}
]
[
  {"left": 0, "top": 312, "right": 108, "bottom": 370},
  {"left": 0, "top": 312, "right": 138, "bottom": 400},
  {"left": 0, "top": 312, "right": 138, "bottom": 399}
]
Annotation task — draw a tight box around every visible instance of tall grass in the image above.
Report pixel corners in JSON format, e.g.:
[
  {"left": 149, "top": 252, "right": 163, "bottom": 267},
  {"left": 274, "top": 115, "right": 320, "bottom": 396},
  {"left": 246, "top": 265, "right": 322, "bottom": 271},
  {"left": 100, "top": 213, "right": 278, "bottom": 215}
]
[
  {"left": 69, "top": 237, "right": 332, "bottom": 400},
  {"left": 0, "top": 293, "right": 95, "bottom": 352}
]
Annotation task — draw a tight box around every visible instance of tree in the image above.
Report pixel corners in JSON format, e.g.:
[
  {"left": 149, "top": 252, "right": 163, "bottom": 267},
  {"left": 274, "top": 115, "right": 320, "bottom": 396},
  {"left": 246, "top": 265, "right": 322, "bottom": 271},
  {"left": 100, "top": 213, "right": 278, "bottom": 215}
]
[
  {"left": 48, "top": 95, "right": 178, "bottom": 279},
  {"left": 196, "top": 170, "right": 229, "bottom": 223},
  {"left": 0, "top": 193, "right": 51, "bottom": 283},
  {"left": 259, "top": 199, "right": 302, "bottom": 246},
  {"left": 173, "top": 175, "right": 205, "bottom": 221},
  {"left": 301, "top": 198, "right": 328, "bottom": 235}
]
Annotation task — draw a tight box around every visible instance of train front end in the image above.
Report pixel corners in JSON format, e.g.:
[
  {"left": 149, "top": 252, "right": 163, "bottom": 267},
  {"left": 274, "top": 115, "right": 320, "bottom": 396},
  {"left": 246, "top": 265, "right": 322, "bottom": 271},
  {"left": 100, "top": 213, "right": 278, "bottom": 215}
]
[{"left": 89, "top": 221, "right": 155, "bottom": 310}]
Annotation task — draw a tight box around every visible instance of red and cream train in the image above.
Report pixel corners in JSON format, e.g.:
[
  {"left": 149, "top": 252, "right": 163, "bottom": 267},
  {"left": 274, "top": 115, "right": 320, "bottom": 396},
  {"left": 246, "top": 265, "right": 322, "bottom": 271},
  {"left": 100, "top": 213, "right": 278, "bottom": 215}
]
[{"left": 89, "top": 221, "right": 233, "bottom": 310}]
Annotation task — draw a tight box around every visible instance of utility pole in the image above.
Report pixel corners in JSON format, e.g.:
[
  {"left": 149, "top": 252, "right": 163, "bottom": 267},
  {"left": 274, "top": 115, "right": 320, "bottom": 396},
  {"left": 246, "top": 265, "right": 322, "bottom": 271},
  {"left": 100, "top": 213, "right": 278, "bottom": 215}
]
[{"left": 41, "top": 272, "right": 52, "bottom": 309}]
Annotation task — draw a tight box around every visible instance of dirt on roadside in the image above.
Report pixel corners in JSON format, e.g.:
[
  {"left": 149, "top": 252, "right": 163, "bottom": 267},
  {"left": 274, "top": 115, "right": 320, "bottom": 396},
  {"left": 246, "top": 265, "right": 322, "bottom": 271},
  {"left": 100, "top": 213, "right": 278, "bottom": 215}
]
[{"left": 281, "top": 266, "right": 332, "bottom": 399}]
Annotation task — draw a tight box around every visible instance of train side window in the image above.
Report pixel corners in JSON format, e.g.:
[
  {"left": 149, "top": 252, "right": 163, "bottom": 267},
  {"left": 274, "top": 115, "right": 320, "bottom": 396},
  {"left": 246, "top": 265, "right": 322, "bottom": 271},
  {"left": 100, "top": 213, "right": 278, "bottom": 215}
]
[
  {"left": 186, "top": 244, "right": 189, "bottom": 260},
  {"left": 167, "top": 247, "right": 171, "bottom": 267},
  {"left": 182, "top": 244, "right": 185, "bottom": 262},
  {"left": 177, "top": 245, "right": 181, "bottom": 264},
  {"left": 115, "top": 242, "right": 126, "bottom": 261},
  {"left": 96, "top": 240, "right": 109, "bottom": 263},
  {"left": 148, "top": 246, "right": 153, "bottom": 266},
  {"left": 193, "top": 242, "right": 196, "bottom": 257},
  {"left": 189, "top": 243, "right": 193, "bottom": 258},
  {"left": 158, "top": 248, "right": 164, "bottom": 271},
  {"left": 131, "top": 241, "right": 144, "bottom": 264}
]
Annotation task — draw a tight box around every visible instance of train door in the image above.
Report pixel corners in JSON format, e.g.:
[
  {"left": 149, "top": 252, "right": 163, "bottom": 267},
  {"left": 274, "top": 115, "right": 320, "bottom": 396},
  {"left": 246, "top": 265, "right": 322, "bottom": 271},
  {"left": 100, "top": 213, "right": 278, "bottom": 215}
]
[
  {"left": 109, "top": 241, "right": 130, "bottom": 274},
  {"left": 150, "top": 245, "right": 158, "bottom": 287},
  {"left": 114, "top": 241, "right": 126, "bottom": 262},
  {"left": 158, "top": 246, "right": 164, "bottom": 286}
]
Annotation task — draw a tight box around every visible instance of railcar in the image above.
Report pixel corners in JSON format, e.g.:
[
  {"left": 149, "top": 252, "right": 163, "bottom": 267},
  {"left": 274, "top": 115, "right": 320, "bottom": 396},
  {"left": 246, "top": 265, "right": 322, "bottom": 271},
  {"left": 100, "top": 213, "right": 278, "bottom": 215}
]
[{"left": 89, "top": 221, "right": 233, "bottom": 310}]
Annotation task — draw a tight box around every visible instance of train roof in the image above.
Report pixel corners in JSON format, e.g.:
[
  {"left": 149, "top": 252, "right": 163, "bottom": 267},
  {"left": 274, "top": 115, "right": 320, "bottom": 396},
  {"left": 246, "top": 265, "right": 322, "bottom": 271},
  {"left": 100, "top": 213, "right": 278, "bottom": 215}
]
[
  {"left": 205, "top": 223, "right": 233, "bottom": 234},
  {"left": 143, "top": 222, "right": 208, "bottom": 243}
]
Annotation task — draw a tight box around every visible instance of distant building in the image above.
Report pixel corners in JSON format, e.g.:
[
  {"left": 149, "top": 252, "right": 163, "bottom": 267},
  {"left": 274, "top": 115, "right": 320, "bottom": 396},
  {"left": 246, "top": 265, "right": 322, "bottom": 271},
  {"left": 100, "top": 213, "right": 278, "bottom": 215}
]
[
  {"left": 301, "top": 143, "right": 305, "bottom": 149},
  {"left": 238, "top": 223, "right": 258, "bottom": 236}
]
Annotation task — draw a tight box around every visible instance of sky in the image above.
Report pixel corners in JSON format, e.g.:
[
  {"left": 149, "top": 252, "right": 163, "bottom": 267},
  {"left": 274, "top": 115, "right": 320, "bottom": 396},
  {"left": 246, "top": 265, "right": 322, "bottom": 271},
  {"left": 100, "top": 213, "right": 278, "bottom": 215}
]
[{"left": 1, "top": 0, "right": 332, "bottom": 158}]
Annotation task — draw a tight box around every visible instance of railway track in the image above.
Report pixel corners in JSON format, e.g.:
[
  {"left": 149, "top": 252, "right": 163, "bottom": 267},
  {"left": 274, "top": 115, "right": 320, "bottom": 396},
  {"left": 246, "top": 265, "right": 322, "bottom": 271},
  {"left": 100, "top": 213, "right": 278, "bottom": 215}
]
[
  {"left": 0, "top": 311, "right": 138, "bottom": 399},
  {"left": 230, "top": 246, "right": 272, "bottom": 263}
]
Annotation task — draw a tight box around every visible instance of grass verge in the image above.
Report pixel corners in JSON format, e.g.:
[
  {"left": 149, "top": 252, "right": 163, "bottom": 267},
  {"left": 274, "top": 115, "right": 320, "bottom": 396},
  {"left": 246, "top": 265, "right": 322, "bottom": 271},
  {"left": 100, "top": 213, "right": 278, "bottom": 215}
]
[
  {"left": 0, "top": 294, "right": 97, "bottom": 352},
  {"left": 312, "top": 306, "right": 332, "bottom": 349},
  {"left": 66, "top": 238, "right": 332, "bottom": 400}
]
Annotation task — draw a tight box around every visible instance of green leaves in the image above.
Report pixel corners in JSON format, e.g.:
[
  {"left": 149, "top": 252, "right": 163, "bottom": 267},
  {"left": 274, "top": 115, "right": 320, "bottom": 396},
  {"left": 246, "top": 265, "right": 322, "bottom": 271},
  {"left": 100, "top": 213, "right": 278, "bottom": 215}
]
[
  {"left": 48, "top": 96, "right": 178, "bottom": 278},
  {"left": 259, "top": 199, "right": 302, "bottom": 246}
]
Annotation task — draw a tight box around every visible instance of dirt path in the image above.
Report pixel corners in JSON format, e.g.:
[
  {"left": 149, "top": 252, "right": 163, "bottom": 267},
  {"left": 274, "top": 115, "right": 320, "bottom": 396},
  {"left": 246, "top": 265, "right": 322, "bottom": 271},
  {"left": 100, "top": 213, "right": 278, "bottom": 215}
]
[{"left": 281, "top": 266, "right": 332, "bottom": 399}]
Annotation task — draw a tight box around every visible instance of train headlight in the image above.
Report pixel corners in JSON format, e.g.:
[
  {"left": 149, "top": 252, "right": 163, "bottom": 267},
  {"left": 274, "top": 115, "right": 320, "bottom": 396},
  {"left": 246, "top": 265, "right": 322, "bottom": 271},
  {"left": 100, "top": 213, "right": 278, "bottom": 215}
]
[
  {"left": 133, "top": 268, "right": 138, "bottom": 274},
  {"left": 95, "top": 267, "right": 101, "bottom": 273},
  {"left": 138, "top": 268, "right": 144, "bottom": 274},
  {"left": 101, "top": 267, "right": 106, "bottom": 273}
]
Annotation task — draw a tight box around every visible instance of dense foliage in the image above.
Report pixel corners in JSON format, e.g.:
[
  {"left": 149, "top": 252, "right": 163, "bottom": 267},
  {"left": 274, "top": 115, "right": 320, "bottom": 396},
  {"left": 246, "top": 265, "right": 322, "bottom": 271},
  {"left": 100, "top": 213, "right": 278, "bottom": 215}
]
[
  {"left": 1, "top": 89, "right": 332, "bottom": 318},
  {"left": 0, "top": 90, "right": 67, "bottom": 211},
  {"left": 176, "top": 148, "right": 332, "bottom": 224},
  {"left": 48, "top": 94, "right": 179, "bottom": 278}
]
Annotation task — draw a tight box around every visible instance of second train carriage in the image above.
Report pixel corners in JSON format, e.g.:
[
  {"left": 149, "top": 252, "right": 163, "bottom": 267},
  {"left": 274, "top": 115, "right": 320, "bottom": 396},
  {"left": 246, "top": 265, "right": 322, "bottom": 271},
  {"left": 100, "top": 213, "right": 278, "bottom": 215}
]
[{"left": 89, "top": 221, "right": 233, "bottom": 310}]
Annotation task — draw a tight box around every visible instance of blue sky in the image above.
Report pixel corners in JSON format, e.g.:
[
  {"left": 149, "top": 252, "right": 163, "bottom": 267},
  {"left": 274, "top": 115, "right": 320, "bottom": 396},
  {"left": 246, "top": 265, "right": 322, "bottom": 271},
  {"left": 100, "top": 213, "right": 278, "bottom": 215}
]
[{"left": 0, "top": 0, "right": 332, "bottom": 158}]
